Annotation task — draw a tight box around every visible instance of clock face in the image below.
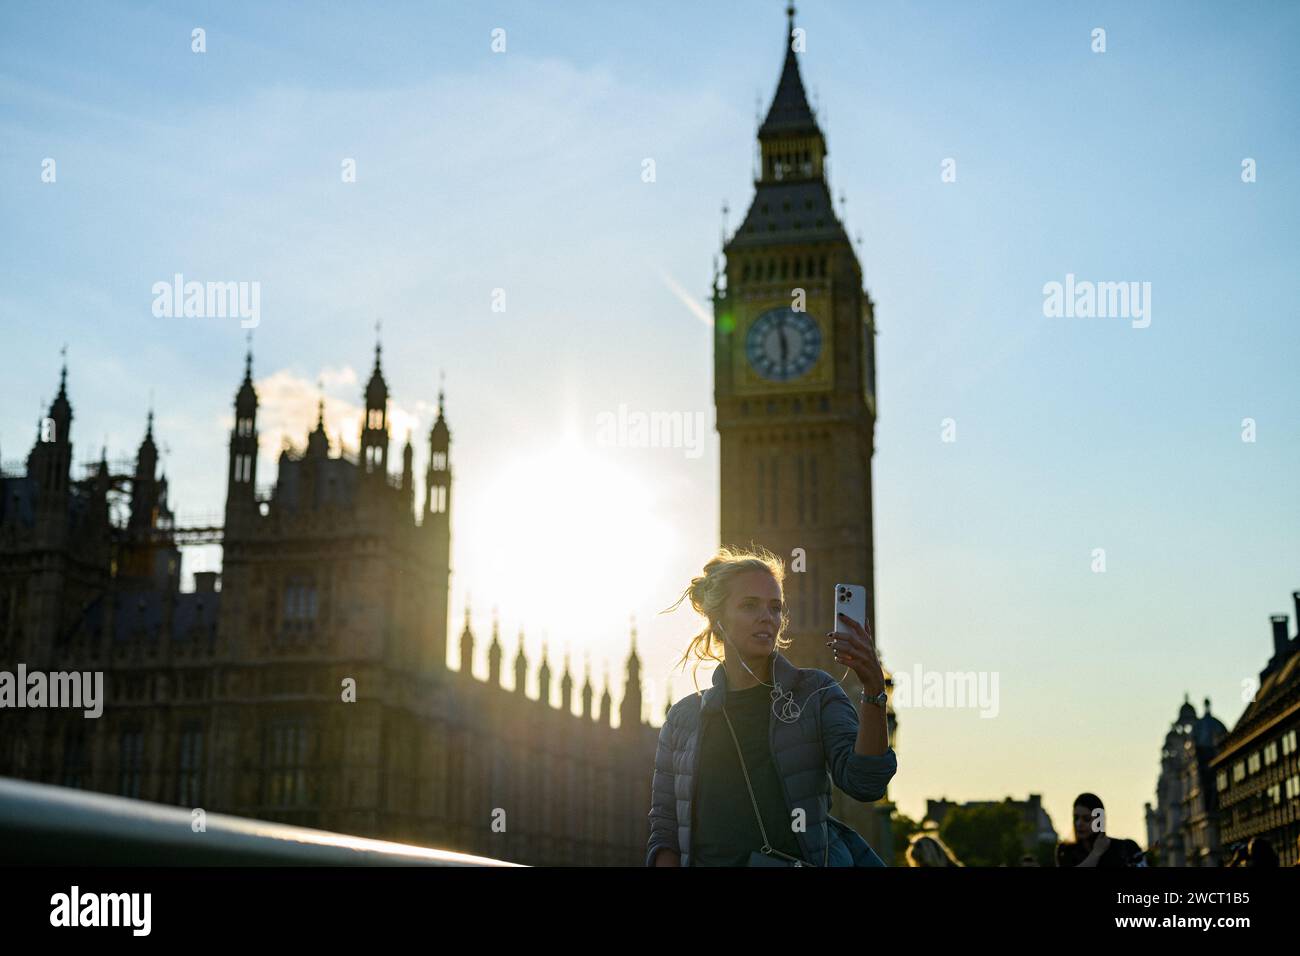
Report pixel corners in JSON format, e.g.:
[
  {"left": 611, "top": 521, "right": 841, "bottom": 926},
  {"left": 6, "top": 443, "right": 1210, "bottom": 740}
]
[{"left": 745, "top": 307, "right": 822, "bottom": 382}]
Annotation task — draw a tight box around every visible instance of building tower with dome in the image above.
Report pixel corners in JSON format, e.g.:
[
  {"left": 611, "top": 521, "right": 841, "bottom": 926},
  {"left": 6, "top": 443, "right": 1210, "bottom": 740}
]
[{"left": 1146, "top": 694, "right": 1228, "bottom": 865}]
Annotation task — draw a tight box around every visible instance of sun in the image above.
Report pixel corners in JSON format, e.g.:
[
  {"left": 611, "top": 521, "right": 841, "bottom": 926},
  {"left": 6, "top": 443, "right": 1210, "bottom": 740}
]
[{"left": 456, "top": 432, "right": 676, "bottom": 651}]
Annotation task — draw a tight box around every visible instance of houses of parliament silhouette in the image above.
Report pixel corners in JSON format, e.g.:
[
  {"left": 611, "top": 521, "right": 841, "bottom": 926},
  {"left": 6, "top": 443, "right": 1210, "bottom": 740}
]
[
  {"left": 0, "top": 5, "right": 897, "bottom": 864},
  {"left": 1, "top": 341, "right": 661, "bottom": 864}
]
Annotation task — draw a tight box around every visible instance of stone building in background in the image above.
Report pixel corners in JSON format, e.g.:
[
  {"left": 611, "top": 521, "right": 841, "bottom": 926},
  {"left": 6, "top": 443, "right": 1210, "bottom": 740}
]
[
  {"left": 1144, "top": 695, "right": 1227, "bottom": 866},
  {"left": 1210, "top": 598, "right": 1300, "bottom": 866},
  {"left": 0, "top": 350, "right": 658, "bottom": 865}
]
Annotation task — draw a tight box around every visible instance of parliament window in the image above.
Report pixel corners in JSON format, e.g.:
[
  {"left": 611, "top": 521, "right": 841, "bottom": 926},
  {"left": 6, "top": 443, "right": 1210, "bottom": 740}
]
[
  {"left": 62, "top": 725, "right": 87, "bottom": 789},
  {"left": 119, "top": 727, "right": 144, "bottom": 799},
  {"left": 263, "top": 718, "right": 316, "bottom": 808},
  {"left": 178, "top": 722, "right": 204, "bottom": 805},
  {"left": 283, "top": 578, "right": 318, "bottom": 627}
]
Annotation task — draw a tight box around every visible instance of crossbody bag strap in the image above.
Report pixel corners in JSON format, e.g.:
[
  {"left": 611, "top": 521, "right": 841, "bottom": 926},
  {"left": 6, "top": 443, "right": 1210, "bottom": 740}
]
[
  {"left": 812, "top": 684, "right": 831, "bottom": 867},
  {"left": 721, "top": 707, "right": 812, "bottom": 865}
]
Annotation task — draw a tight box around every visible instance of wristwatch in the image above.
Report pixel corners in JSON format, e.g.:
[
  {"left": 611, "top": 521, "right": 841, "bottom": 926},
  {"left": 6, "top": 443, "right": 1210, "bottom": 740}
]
[{"left": 859, "top": 689, "right": 888, "bottom": 708}]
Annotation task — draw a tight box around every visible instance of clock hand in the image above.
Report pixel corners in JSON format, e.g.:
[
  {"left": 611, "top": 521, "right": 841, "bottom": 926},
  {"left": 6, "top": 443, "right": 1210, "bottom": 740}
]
[{"left": 776, "top": 313, "right": 789, "bottom": 372}]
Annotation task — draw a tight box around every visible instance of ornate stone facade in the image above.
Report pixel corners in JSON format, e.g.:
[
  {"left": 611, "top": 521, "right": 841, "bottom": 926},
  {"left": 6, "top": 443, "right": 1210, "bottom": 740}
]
[{"left": 0, "top": 349, "right": 658, "bottom": 866}]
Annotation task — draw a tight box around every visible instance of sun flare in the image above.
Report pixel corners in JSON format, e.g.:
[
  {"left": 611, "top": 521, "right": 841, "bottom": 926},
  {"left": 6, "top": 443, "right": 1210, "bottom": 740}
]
[{"left": 457, "top": 434, "right": 676, "bottom": 653}]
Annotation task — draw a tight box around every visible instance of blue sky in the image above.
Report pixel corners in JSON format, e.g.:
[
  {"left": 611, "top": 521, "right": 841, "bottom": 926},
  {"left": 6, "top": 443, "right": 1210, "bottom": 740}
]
[{"left": 2, "top": 0, "right": 1298, "bottom": 844}]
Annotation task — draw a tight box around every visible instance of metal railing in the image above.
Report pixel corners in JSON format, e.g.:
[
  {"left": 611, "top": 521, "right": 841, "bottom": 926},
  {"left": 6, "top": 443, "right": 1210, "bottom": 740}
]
[{"left": 0, "top": 776, "right": 520, "bottom": 866}]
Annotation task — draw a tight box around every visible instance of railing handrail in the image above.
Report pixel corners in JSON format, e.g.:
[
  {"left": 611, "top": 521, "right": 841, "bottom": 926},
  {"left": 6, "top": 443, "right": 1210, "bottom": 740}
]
[{"left": 0, "top": 776, "right": 521, "bottom": 866}]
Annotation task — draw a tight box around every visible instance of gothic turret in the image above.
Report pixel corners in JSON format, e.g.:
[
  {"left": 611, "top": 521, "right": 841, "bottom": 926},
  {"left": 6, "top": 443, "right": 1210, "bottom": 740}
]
[
  {"left": 424, "top": 388, "right": 451, "bottom": 519},
  {"left": 225, "top": 347, "right": 259, "bottom": 530},
  {"left": 129, "top": 411, "right": 159, "bottom": 530},
  {"left": 401, "top": 431, "right": 414, "bottom": 512},
  {"left": 361, "top": 336, "right": 389, "bottom": 477},
  {"left": 538, "top": 641, "right": 552, "bottom": 706},
  {"left": 619, "top": 618, "right": 643, "bottom": 730},
  {"left": 47, "top": 360, "right": 72, "bottom": 451},
  {"left": 27, "top": 356, "right": 73, "bottom": 509},
  {"left": 581, "top": 657, "right": 593, "bottom": 719},
  {"left": 306, "top": 397, "right": 328, "bottom": 458},
  {"left": 561, "top": 651, "right": 574, "bottom": 714},
  {"left": 514, "top": 629, "right": 528, "bottom": 696},
  {"left": 459, "top": 604, "right": 475, "bottom": 677},
  {"left": 599, "top": 669, "right": 612, "bottom": 727},
  {"left": 423, "top": 386, "right": 452, "bottom": 675},
  {"left": 487, "top": 612, "right": 502, "bottom": 687}
]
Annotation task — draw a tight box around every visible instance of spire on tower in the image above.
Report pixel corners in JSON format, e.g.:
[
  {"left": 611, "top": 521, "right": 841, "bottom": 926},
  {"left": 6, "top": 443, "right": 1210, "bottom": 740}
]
[
  {"left": 366, "top": 321, "right": 388, "bottom": 402},
  {"left": 46, "top": 346, "right": 72, "bottom": 438},
  {"left": 726, "top": 4, "right": 844, "bottom": 252},
  {"left": 759, "top": 2, "right": 818, "bottom": 139},
  {"left": 361, "top": 320, "right": 389, "bottom": 475}
]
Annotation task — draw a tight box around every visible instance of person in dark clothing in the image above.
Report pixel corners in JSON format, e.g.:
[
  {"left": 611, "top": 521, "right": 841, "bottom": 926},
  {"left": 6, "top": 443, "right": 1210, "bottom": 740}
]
[
  {"left": 649, "top": 545, "right": 894, "bottom": 867},
  {"left": 1055, "top": 792, "right": 1146, "bottom": 867},
  {"left": 1245, "top": 836, "right": 1279, "bottom": 866},
  {"left": 691, "top": 681, "right": 805, "bottom": 865}
]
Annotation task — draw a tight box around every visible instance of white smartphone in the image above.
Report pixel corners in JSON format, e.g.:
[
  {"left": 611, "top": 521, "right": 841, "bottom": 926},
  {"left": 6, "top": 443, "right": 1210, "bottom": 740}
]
[{"left": 833, "top": 583, "right": 868, "bottom": 638}]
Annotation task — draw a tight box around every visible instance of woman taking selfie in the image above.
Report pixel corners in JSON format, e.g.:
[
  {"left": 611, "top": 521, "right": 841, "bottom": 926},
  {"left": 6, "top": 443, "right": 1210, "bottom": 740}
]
[{"left": 646, "top": 546, "right": 897, "bottom": 866}]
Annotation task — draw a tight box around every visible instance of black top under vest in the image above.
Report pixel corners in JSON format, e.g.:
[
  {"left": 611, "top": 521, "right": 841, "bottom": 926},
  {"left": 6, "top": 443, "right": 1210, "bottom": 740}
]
[
  {"left": 691, "top": 682, "right": 805, "bottom": 866},
  {"left": 1056, "top": 837, "right": 1145, "bottom": 867}
]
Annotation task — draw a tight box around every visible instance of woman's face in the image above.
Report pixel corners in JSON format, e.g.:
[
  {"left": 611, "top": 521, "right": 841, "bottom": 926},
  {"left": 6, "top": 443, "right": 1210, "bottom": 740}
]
[
  {"left": 715, "top": 570, "right": 783, "bottom": 659},
  {"left": 1073, "top": 804, "right": 1100, "bottom": 841}
]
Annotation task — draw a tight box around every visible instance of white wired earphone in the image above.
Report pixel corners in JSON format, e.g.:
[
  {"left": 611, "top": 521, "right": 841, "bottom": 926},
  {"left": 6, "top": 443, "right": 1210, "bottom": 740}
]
[{"left": 713, "top": 620, "right": 851, "bottom": 724}]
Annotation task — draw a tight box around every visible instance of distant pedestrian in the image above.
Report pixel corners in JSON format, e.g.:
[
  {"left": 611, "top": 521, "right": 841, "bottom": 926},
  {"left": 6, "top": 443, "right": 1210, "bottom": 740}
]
[
  {"left": 906, "top": 831, "right": 962, "bottom": 867},
  {"left": 1055, "top": 792, "right": 1145, "bottom": 867},
  {"left": 1246, "top": 836, "right": 1278, "bottom": 867}
]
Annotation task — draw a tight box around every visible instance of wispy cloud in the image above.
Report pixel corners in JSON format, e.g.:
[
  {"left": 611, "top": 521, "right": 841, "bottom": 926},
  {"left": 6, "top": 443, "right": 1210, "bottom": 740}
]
[
  {"left": 219, "top": 366, "right": 424, "bottom": 461},
  {"left": 657, "top": 269, "right": 712, "bottom": 326}
]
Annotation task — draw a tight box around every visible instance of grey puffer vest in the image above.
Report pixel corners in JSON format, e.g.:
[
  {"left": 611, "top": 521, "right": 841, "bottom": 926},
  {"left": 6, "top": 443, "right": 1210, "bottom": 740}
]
[{"left": 646, "top": 650, "right": 897, "bottom": 867}]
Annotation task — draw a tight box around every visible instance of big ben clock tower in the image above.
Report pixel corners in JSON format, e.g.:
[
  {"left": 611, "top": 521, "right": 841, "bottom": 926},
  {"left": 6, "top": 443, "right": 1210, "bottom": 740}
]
[{"left": 715, "top": 4, "right": 879, "bottom": 674}]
